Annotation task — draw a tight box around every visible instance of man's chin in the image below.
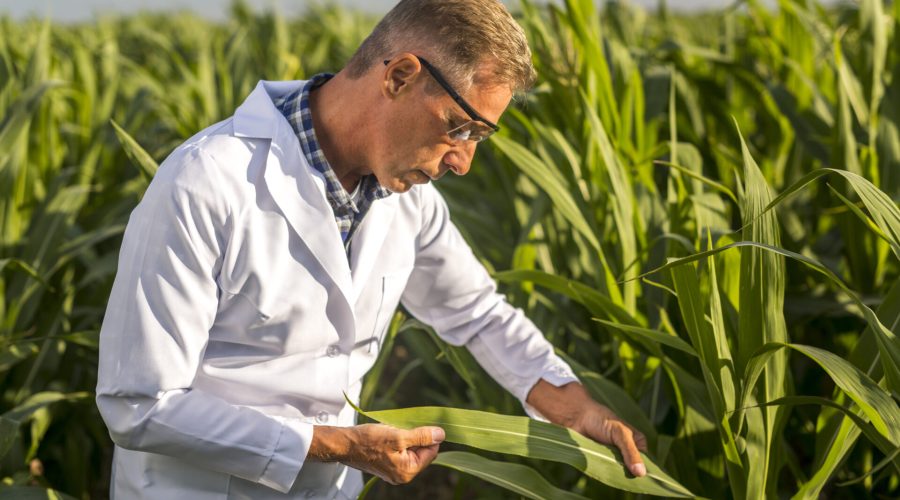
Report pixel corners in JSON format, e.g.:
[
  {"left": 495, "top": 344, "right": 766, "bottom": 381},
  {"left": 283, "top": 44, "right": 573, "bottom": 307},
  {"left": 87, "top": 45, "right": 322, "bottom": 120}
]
[
  {"left": 384, "top": 178, "right": 414, "bottom": 194},
  {"left": 386, "top": 172, "right": 430, "bottom": 193}
]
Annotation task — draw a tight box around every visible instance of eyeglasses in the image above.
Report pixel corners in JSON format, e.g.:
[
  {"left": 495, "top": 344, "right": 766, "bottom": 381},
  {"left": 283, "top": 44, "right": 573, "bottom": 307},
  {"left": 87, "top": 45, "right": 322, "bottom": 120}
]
[{"left": 383, "top": 56, "right": 500, "bottom": 143}]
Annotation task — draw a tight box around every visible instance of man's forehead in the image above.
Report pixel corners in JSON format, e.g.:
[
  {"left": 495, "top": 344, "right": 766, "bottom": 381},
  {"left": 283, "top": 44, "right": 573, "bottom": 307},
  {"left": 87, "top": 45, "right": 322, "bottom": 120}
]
[{"left": 464, "top": 82, "right": 513, "bottom": 123}]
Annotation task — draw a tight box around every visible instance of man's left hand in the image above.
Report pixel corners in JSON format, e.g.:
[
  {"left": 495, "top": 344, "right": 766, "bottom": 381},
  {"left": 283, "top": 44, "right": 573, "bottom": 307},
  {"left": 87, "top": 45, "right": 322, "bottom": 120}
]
[{"left": 525, "top": 379, "right": 649, "bottom": 477}]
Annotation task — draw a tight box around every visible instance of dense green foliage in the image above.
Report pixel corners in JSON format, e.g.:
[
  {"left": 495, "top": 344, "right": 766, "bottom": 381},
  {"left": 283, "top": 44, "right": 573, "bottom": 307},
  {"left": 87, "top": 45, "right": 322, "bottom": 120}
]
[{"left": 0, "top": 0, "right": 898, "bottom": 498}]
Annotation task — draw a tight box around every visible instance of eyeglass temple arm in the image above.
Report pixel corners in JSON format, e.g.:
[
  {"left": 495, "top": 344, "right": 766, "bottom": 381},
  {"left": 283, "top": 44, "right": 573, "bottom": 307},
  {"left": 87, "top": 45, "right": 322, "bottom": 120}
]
[{"left": 382, "top": 57, "right": 500, "bottom": 131}]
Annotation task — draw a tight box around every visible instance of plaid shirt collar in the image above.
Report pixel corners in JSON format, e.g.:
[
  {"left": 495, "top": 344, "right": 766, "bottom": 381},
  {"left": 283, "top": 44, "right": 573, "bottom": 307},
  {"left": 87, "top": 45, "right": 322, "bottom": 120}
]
[{"left": 274, "top": 73, "right": 392, "bottom": 245}]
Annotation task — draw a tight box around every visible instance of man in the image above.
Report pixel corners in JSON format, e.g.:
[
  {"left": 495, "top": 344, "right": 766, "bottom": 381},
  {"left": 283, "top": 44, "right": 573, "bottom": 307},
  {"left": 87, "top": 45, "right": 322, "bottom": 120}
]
[{"left": 96, "top": 0, "right": 648, "bottom": 498}]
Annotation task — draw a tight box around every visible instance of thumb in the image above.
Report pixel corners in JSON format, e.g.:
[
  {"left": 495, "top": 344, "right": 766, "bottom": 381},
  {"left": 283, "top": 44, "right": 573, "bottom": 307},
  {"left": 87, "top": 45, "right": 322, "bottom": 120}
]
[{"left": 404, "top": 426, "right": 445, "bottom": 447}]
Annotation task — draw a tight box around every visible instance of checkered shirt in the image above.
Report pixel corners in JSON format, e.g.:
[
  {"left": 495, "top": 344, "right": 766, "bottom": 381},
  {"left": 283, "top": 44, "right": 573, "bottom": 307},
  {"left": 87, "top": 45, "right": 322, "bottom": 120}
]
[{"left": 274, "top": 73, "right": 392, "bottom": 250}]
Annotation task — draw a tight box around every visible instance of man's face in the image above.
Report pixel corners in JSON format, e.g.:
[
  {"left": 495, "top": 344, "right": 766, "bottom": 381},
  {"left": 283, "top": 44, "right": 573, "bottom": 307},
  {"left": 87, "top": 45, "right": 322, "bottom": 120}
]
[{"left": 372, "top": 57, "right": 513, "bottom": 193}]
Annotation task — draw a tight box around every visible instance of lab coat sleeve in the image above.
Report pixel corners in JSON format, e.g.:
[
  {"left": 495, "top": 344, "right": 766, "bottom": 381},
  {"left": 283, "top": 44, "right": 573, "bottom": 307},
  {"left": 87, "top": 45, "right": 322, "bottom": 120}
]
[
  {"left": 400, "top": 185, "right": 579, "bottom": 415},
  {"left": 95, "top": 147, "right": 311, "bottom": 493}
]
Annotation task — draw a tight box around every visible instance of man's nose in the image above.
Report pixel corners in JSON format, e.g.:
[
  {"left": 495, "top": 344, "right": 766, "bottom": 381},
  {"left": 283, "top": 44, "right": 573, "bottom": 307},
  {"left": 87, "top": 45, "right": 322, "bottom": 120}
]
[{"left": 448, "top": 143, "right": 476, "bottom": 176}]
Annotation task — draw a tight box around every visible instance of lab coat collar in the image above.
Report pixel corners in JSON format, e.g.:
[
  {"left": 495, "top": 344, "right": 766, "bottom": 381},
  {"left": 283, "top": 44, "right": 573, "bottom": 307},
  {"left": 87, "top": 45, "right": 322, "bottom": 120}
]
[
  {"left": 234, "top": 80, "right": 305, "bottom": 139},
  {"left": 236, "top": 79, "right": 353, "bottom": 314},
  {"left": 264, "top": 118, "right": 357, "bottom": 304},
  {"left": 238, "top": 79, "right": 399, "bottom": 313}
]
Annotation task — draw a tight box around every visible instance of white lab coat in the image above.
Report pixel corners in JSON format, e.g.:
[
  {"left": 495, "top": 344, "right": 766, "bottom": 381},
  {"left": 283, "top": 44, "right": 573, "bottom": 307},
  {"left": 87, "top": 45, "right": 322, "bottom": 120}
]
[{"left": 96, "top": 80, "right": 578, "bottom": 499}]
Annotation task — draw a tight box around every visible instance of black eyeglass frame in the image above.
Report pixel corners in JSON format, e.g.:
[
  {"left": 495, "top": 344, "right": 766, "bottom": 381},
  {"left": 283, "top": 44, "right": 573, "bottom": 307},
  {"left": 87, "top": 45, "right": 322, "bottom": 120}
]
[{"left": 383, "top": 56, "right": 500, "bottom": 134}]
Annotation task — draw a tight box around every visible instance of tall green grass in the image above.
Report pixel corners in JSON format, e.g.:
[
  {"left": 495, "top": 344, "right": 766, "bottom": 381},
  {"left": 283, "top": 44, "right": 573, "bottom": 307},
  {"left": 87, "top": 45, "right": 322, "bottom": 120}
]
[{"left": 0, "top": 0, "right": 897, "bottom": 498}]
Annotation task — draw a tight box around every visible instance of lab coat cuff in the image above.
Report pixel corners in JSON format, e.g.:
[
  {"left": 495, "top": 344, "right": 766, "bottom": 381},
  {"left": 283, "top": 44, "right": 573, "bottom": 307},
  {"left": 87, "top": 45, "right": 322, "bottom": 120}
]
[
  {"left": 257, "top": 417, "right": 313, "bottom": 493},
  {"left": 522, "top": 359, "right": 580, "bottom": 422}
]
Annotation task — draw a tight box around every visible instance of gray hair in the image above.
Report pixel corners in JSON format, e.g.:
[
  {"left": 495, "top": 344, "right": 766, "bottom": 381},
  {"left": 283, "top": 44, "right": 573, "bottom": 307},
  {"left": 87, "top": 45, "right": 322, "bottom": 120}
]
[{"left": 345, "top": 0, "right": 536, "bottom": 95}]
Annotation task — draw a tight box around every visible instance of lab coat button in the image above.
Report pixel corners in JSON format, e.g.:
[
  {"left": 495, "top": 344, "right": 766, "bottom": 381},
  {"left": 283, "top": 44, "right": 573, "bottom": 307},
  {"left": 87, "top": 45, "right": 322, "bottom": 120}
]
[
  {"left": 316, "top": 411, "right": 329, "bottom": 424},
  {"left": 326, "top": 345, "right": 340, "bottom": 357}
]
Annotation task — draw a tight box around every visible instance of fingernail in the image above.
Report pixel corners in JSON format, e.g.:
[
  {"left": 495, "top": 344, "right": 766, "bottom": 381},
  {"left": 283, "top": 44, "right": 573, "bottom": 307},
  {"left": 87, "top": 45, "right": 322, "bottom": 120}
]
[
  {"left": 432, "top": 428, "right": 445, "bottom": 443},
  {"left": 630, "top": 463, "right": 646, "bottom": 477}
]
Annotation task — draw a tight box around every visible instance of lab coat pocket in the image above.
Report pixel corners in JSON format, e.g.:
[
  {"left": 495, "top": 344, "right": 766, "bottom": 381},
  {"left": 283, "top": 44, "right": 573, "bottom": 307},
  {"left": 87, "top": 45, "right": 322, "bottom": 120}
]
[
  {"left": 217, "top": 288, "right": 278, "bottom": 326},
  {"left": 367, "top": 267, "right": 412, "bottom": 353},
  {"left": 213, "top": 288, "right": 302, "bottom": 352}
]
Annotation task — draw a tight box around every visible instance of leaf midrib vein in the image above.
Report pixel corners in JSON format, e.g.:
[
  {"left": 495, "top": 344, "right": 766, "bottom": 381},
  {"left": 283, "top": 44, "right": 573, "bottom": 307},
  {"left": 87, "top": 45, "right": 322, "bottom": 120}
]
[{"left": 411, "top": 419, "right": 686, "bottom": 492}]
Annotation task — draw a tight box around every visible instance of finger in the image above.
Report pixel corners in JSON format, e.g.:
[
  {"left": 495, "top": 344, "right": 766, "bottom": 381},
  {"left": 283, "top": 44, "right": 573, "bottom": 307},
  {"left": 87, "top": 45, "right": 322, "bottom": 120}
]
[
  {"left": 409, "top": 443, "right": 441, "bottom": 469},
  {"left": 403, "top": 426, "right": 445, "bottom": 448},
  {"left": 609, "top": 425, "right": 646, "bottom": 477},
  {"left": 634, "top": 431, "right": 648, "bottom": 452}
]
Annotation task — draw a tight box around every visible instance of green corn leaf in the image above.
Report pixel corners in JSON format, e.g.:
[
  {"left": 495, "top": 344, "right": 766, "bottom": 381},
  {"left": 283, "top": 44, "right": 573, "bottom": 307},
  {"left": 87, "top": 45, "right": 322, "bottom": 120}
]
[
  {"left": 23, "top": 21, "right": 50, "bottom": 83},
  {"left": 793, "top": 414, "right": 862, "bottom": 500},
  {"left": 742, "top": 396, "right": 900, "bottom": 490},
  {"left": 834, "top": 33, "right": 870, "bottom": 128},
  {"left": 0, "top": 81, "right": 63, "bottom": 167},
  {"left": 534, "top": 123, "right": 588, "bottom": 203},
  {"left": 654, "top": 160, "right": 738, "bottom": 204},
  {"left": 493, "top": 269, "right": 639, "bottom": 326},
  {"left": 835, "top": 447, "right": 900, "bottom": 487},
  {"left": 433, "top": 451, "right": 590, "bottom": 500},
  {"left": 356, "top": 476, "right": 378, "bottom": 500},
  {"left": 0, "top": 258, "right": 49, "bottom": 288},
  {"left": 670, "top": 260, "right": 744, "bottom": 495},
  {"left": 705, "top": 231, "right": 736, "bottom": 412},
  {"left": 111, "top": 119, "right": 159, "bottom": 180},
  {"left": 0, "top": 391, "right": 91, "bottom": 459},
  {"left": 740, "top": 344, "right": 900, "bottom": 444},
  {"left": 351, "top": 402, "right": 694, "bottom": 497},
  {"left": 629, "top": 239, "right": 900, "bottom": 396},
  {"left": 754, "top": 168, "right": 900, "bottom": 261},
  {"left": 827, "top": 184, "right": 890, "bottom": 242},
  {"left": 0, "top": 342, "right": 40, "bottom": 371},
  {"left": 735, "top": 118, "right": 788, "bottom": 498},
  {"left": 795, "top": 278, "right": 900, "bottom": 498},
  {"left": 741, "top": 165, "right": 900, "bottom": 391},
  {"left": 859, "top": 0, "right": 887, "bottom": 126},
  {"left": 593, "top": 318, "right": 697, "bottom": 357},
  {"left": 490, "top": 135, "right": 599, "bottom": 253},
  {"left": 837, "top": 172, "right": 900, "bottom": 261},
  {"left": 581, "top": 91, "right": 638, "bottom": 312},
  {"left": 490, "top": 135, "right": 623, "bottom": 304}
]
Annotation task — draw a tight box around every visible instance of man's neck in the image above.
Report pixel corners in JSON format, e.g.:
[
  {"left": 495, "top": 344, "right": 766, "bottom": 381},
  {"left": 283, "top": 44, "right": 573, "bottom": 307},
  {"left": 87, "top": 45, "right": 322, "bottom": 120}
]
[{"left": 308, "top": 72, "right": 369, "bottom": 193}]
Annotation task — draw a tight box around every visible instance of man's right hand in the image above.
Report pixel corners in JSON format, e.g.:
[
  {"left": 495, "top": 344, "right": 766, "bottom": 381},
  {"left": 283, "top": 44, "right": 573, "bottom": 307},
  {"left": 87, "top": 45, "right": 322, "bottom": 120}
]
[{"left": 308, "top": 423, "right": 445, "bottom": 484}]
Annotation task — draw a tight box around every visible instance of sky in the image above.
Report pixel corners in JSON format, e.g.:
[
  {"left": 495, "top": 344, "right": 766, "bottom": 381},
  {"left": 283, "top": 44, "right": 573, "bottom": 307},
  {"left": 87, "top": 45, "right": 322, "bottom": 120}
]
[{"left": 0, "top": 0, "right": 825, "bottom": 23}]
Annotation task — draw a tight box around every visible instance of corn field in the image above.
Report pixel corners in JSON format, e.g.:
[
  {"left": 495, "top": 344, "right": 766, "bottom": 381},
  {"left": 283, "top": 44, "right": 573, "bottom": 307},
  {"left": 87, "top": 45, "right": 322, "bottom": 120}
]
[{"left": 1, "top": 0, "right": 899, "bottom": 498}]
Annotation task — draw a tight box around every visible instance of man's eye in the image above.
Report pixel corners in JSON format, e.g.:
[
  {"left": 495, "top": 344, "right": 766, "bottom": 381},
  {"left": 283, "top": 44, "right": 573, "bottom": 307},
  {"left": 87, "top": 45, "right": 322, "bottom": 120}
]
[{"left": 447, "top": 116, "right": 467, "bottom": 129}]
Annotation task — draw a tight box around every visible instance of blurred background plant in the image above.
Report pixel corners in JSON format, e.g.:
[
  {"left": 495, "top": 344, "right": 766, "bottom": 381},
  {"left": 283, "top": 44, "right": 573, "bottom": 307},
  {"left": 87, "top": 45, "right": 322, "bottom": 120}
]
[{"left": 0, "top": 0, "right": 898, "bottom": 498}]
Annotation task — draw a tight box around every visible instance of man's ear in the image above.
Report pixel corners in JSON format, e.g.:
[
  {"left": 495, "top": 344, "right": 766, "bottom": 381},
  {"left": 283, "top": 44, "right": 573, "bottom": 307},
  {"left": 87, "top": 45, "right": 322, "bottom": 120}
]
[{"left": 382, "top": 53, "right": 423, "bottom": 99}]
